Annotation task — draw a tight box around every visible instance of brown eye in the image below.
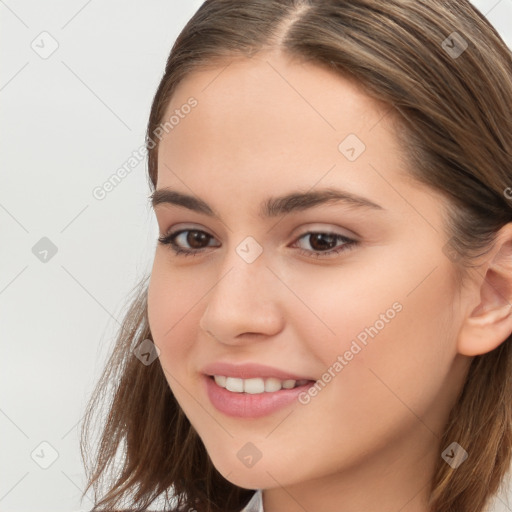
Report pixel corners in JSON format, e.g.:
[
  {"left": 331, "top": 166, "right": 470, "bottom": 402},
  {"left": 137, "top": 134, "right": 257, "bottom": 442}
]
[
  {"left": 307, "top": 233, "right": 338, "bottom": 251},
  {"left": 158, "top": 229, "right": 219, "bottom": 256},
  {"left": 292, "top": 231, "right": 358, "bottom": 259},
  {"left": 186, "top": 230, "right": 211, "bottom": 249}
]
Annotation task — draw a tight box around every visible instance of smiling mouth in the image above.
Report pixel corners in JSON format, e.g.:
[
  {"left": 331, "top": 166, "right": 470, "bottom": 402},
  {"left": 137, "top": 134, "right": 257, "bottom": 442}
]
[{"left": 208, "top": 375, "right": 315, "bottom": 394}]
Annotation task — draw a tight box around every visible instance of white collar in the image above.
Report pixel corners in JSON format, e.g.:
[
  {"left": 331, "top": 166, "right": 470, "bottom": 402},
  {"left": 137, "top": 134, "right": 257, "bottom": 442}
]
[{"left": 240, "top": 490, "right": 263, "bottom": 512}]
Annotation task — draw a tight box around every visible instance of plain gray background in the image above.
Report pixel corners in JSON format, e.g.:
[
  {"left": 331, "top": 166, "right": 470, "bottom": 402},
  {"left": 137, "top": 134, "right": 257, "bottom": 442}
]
[{"left": 1, "top": 1, "right": 512, "bottom": 511}]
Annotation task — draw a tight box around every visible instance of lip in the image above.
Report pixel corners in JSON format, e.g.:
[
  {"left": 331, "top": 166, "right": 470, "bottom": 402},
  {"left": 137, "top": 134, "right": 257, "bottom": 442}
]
[
  {"left": 203, "top": 374, "right": 316, "bottom": 418},
  {"left": 201, "top": 361, "right": 314, "bottom": 381}
]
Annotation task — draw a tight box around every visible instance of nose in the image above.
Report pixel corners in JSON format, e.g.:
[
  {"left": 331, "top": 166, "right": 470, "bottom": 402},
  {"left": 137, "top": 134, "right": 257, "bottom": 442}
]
[{"left": 199, "top": 247, "right": 284, "bottom": 345}]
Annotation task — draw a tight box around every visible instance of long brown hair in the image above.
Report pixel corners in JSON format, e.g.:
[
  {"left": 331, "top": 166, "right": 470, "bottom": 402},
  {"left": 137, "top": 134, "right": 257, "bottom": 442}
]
[{"left": 80, "top": 1, "right": 512, "bottom": 510}]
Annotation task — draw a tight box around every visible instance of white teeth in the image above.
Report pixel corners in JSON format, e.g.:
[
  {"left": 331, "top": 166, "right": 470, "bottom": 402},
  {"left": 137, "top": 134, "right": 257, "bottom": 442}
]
[
  {"left": 212, "top": 375, "right": 310, "bottom": 394},
  {"left": 264, "top": 377, "right": 282, "bottom": 392},
  {"left": 225, "top": 377, "right": 244, "bottom": 393},
  {"left": 213, "top": 375, "right": 227, "bottom": 387},
  {"left": 244, "top": 378, "right": 265, "bottom": 394}
]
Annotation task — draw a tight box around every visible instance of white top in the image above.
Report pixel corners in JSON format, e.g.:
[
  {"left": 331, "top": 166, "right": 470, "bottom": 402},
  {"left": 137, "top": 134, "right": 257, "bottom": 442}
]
[{"left": 240, "top": 490, "right": 263, "bottom": 512}]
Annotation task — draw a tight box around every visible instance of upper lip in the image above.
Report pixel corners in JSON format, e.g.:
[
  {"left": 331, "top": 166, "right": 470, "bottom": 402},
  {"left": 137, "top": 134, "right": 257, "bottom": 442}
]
[{"left": 201, "top": 361, "right": 315, "bottom": 381}]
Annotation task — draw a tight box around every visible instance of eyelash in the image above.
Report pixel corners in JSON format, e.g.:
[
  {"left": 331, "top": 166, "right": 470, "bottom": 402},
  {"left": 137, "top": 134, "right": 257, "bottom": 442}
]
[{"left": 157, "top": 228, "right": 358, "bottom": 259}]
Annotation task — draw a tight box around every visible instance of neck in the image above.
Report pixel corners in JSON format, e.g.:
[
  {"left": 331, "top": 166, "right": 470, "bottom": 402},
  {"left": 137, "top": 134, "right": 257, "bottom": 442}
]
[{"left": 261, "top": 425, "right": 439, "bottom": 512}]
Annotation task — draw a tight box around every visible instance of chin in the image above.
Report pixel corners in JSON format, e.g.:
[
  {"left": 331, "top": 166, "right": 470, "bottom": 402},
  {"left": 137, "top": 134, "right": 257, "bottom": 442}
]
[
  {"left": 208, "top": 453, "right": 297, "bottom": 490},
  {"left": 221, "top": 471, "right": 276, "bottom": 490}
]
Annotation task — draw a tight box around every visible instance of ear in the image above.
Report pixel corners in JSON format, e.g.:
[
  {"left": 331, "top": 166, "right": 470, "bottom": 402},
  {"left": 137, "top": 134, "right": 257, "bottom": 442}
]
[{"left": 457, "top": 223, "right": 512, "bottom": 357}]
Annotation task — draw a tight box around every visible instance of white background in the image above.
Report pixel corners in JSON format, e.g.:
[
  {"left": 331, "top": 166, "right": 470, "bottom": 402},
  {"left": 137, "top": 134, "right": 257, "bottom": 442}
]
[{"left": 1, "top": 1, "right": 512, "bottom": 511}]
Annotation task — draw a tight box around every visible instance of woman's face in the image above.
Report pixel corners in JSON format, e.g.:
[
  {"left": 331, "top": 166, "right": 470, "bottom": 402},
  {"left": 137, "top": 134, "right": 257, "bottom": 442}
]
[{"left": 147, "top": 52, "right": 472, "bottom": 503}]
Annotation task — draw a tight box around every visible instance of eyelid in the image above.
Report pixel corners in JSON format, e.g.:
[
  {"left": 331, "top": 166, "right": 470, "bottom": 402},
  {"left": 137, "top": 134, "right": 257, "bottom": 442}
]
[
  {"left": 159, "top": 221, "right": 358, "bottom": 240},
  {"left": 159, "top": 222, "right": 218, "bottom": 239},
  {"left": 158, "top": 223, "right": 359, "bottom": 260},
  {"left": 288, "top": 222, "right": 359, "bottom": 241}
]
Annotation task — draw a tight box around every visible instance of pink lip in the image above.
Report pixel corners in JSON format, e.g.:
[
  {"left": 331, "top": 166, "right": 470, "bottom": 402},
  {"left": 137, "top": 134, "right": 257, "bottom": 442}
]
[
  {"left": 201, "top": 361, "right": 314, "bottom": 381},
  {"left": 203, "top": 375, "right": 315, "bottom": 418}
]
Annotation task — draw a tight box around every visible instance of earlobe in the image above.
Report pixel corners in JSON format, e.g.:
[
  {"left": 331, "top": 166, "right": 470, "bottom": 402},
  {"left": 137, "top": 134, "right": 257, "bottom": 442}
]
[
  {"left": 458, "top": 303, "right": 512, "bottom": 356},
  {"left": 456, "top": 223, "right": 512, "bottom": 357}
]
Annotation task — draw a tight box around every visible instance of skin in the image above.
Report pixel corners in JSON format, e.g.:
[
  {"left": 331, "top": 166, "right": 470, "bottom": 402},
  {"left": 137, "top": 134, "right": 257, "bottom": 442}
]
[{"left": 147, "top": 50, "right": 512, "bottom": 512}]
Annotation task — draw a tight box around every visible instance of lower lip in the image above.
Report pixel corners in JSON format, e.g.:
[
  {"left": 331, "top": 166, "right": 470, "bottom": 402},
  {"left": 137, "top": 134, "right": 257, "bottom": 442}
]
[{"left": 204, "top": 375, "right": 315, "bottom": 418}]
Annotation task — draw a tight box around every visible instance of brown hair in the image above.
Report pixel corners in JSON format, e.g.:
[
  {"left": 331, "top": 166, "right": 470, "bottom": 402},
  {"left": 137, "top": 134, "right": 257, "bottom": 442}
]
[{"left": 80, "top": 1, "right": 512, "bottom": 511}]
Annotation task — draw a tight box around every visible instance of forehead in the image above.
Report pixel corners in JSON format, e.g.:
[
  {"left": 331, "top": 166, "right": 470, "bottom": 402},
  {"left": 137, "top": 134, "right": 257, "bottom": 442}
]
[
  {"left": 155, "top": 52, "right": 410, "bottom": 207},
  {"left": 163, "top": 52, "right": 391, "bottom": 141}
]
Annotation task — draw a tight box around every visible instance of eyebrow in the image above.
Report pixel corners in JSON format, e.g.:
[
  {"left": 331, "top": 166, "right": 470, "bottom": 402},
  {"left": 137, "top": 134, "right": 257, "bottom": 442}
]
[{"left": 150, "top": 186, "right": 384, "bottom": 219}]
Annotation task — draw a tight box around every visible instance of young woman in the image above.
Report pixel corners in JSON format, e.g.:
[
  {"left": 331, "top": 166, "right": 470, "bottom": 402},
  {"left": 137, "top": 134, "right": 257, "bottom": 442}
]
[{"left": 80, "top": 1, "right": 512, "bottom": 511}]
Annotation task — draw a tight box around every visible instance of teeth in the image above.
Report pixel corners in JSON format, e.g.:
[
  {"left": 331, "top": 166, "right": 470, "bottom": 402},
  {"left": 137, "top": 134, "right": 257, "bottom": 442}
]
[
  {"left": 282, "top": 379, "right": 296, "bottom": 389},
  {"left": 213, "top": 375, "right": 227, "bottom": 387},
  {"left": 243, "top": 378, "right": 265, "bottom": 394},
  {"left": 225, "top": 377, "right": 244, "bottom": 393},
  {"left": 265, "top": 377, "right": 282, "bottom": 392},
  {"left": 213, "top": 375, "right": 310, "bottom": 394}
]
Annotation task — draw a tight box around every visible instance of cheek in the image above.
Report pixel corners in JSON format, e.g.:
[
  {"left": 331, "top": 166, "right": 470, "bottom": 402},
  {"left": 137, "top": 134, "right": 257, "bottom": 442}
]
[
  {"left": 147, "top": 263, "right": 206, "bottom": 418},
  {"left": 147, "top": 260, "right": 199, "bottom": 365},
  {"left": 285, "top": 264, "right": 407, "bottom": 368},
  {"left": 319, "top": 265, "right": 458, "bottom": 438},
  {"left": 367, "top": 274, "right": 458, "bottom": 408},
  {"left": 291, "top": 256, "right": 458, "bottom": 422}
]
